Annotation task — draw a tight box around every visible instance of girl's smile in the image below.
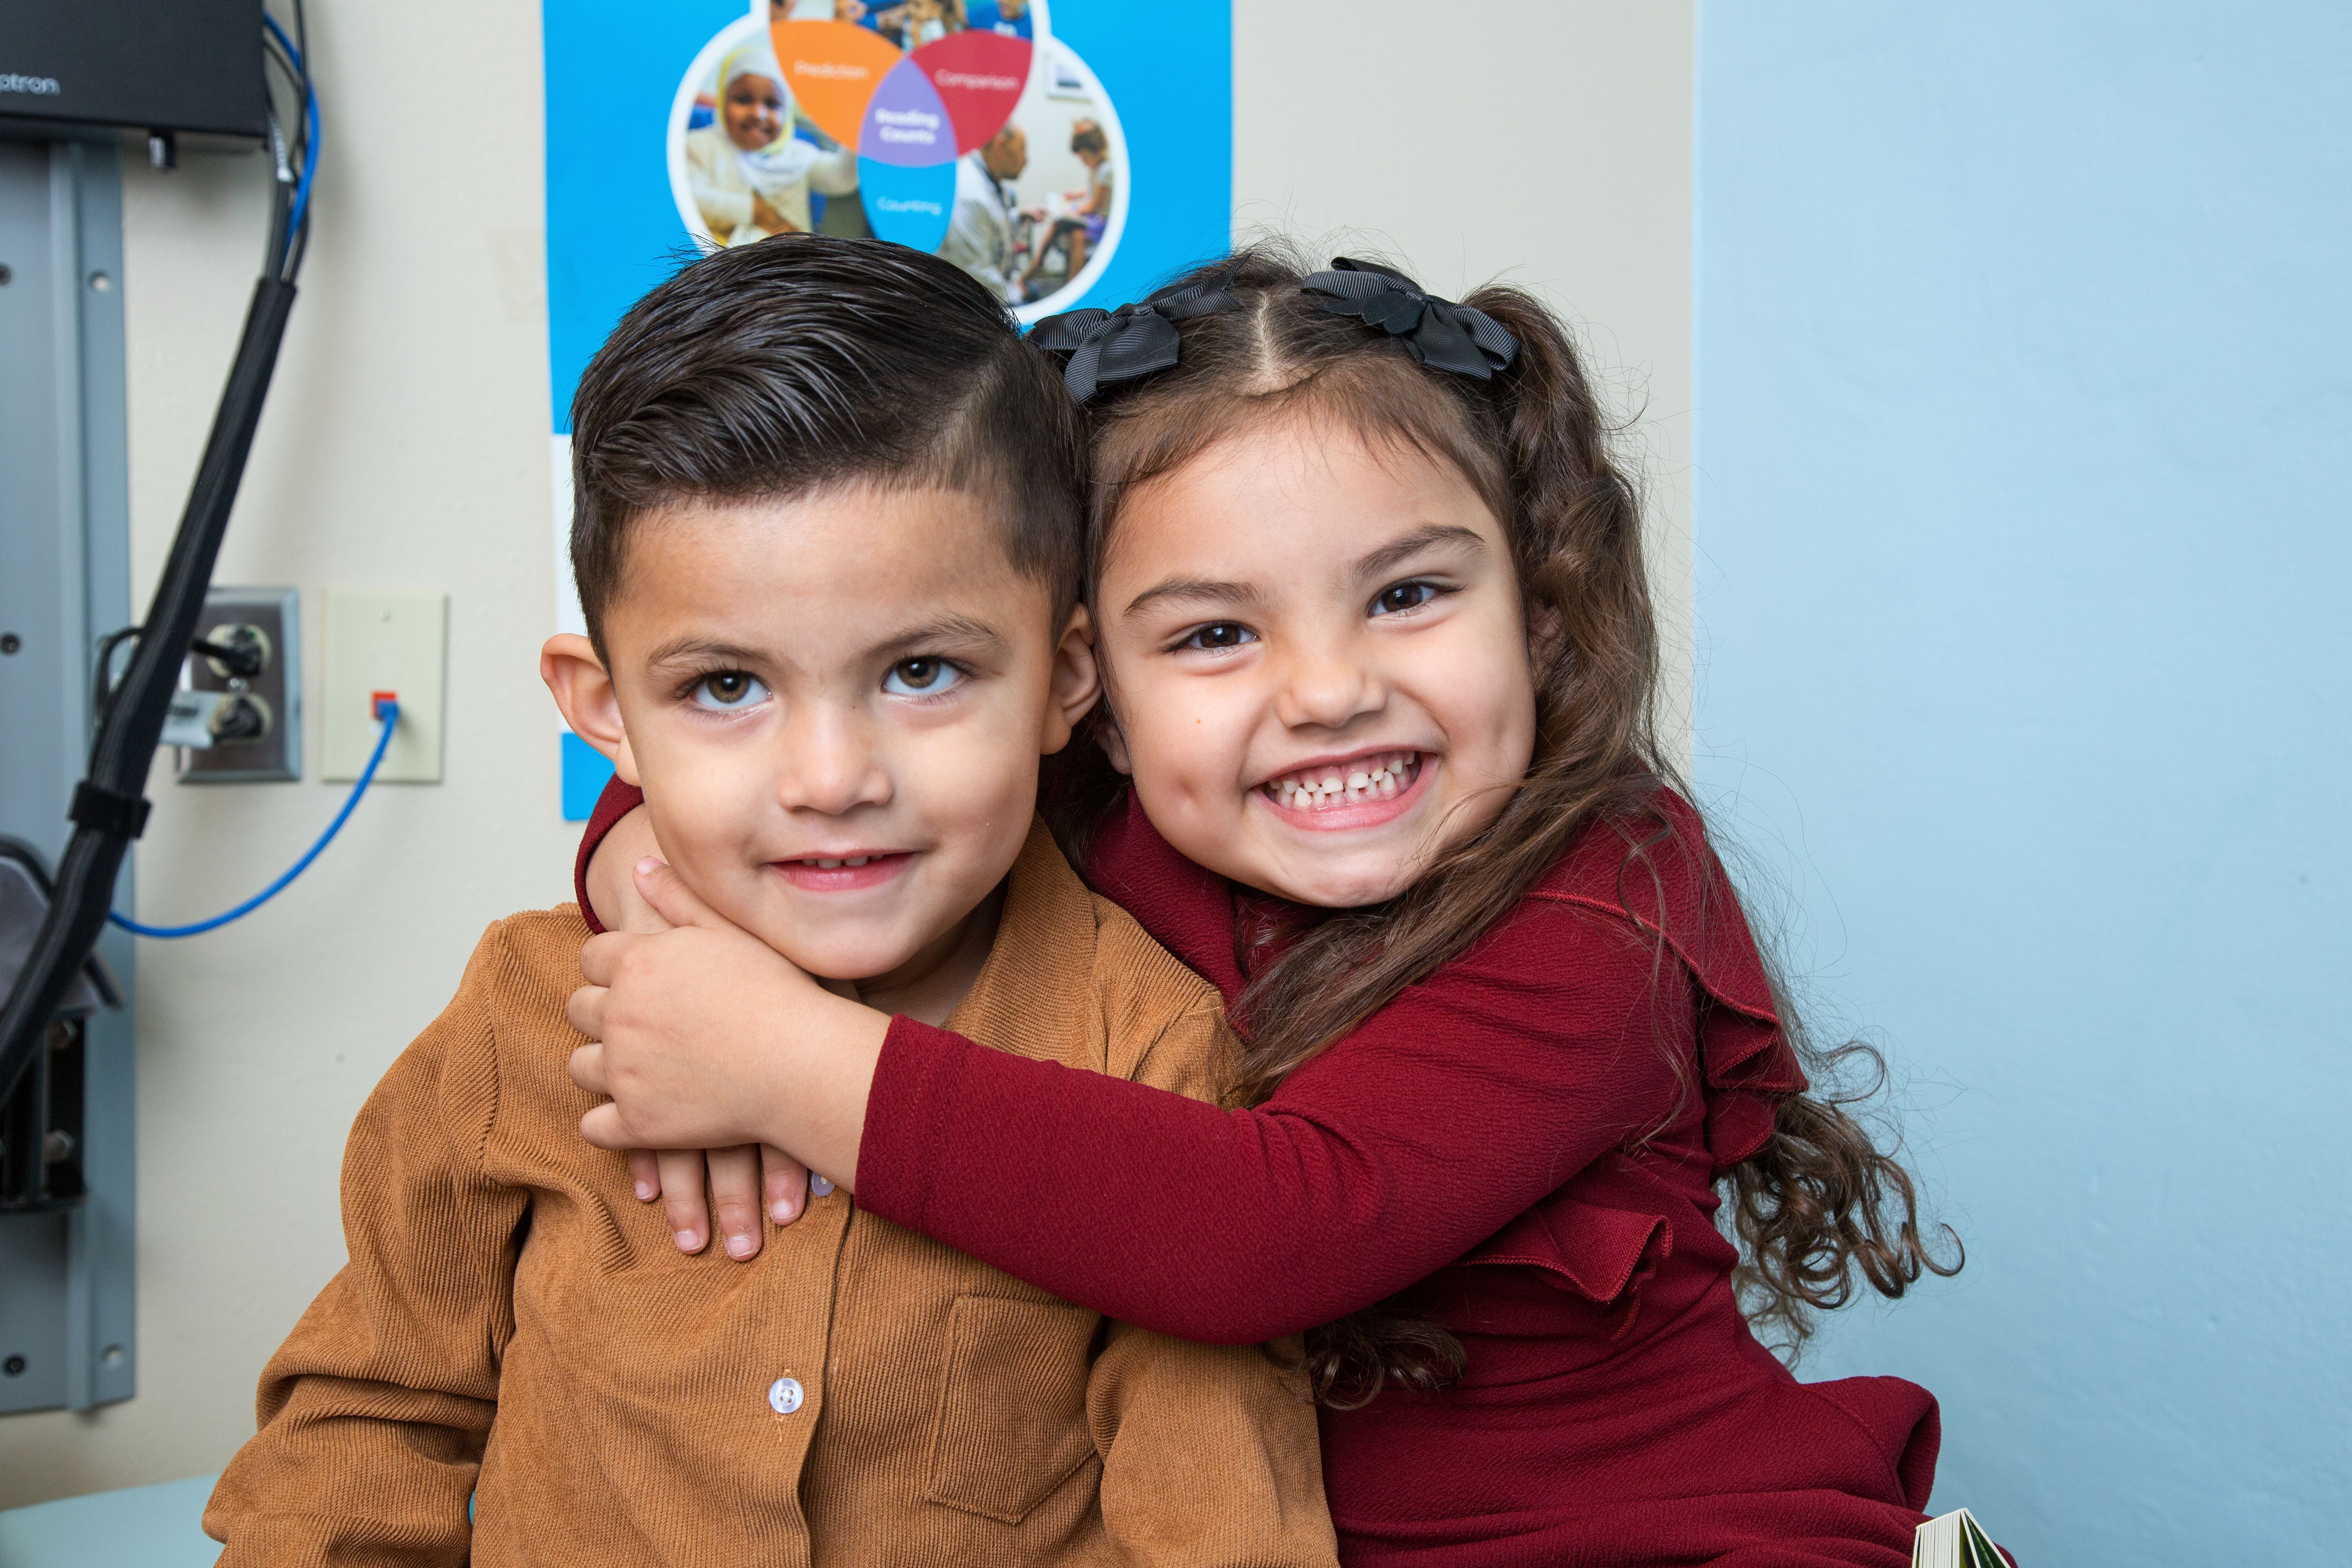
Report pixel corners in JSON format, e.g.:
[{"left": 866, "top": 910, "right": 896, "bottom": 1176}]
[{"left": 1254, "top": 747, "right": 1432, "bottom": 830}]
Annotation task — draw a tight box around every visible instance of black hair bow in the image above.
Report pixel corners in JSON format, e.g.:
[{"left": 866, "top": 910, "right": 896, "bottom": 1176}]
[
  {"left": 1026, "top": 273, "right": 1241, "bottom": 403},
  {"left": 1299, "top": 258, "right": 1518, "bottom": 379}
]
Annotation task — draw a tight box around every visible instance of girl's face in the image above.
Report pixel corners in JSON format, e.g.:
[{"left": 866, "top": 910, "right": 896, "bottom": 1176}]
[
  {"left": 1095, "top": 416, "right": 1538, "bottom": 908},
  {"left": 724, "top": 71, "right": 786, "bottom": 152}
]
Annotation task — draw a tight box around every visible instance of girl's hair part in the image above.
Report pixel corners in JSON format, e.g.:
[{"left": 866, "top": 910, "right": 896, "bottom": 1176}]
[{"left": 1048, "top": 240, "right": 1957, "bottom": 1404}]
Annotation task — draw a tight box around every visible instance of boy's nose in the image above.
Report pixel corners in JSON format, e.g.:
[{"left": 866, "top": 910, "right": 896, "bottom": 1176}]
[{"left": 775, "top": 715, "right": 892, "bottom": 816}]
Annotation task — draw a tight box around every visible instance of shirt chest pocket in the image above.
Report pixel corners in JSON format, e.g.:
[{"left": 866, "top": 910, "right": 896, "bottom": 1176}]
[{"left": 924, "top": 1293, "right": 1102, "bottom": 1524}]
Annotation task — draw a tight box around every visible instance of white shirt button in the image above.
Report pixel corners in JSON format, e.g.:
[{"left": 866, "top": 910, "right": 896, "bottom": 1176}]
[
  {"left": 808, "top": 1174, "right": 835, "bottom": 1198},
  {"left": 768, "top": 1376, "right": 804, "bottom": 1415}
]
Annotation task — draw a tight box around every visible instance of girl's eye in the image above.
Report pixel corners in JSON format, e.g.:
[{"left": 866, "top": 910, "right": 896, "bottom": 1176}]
[
  {"left": 691, "top": 670, "right": 769, "bottom": 710},
  {"left": 1371, "top": 581, "right": 1441, "bottom": 617},
  {"left": 883, "top": 657, "right": 964, "bottom": 697},
  {"left": 1178, "top": 622, "right": 1257, "bottom": 652}
]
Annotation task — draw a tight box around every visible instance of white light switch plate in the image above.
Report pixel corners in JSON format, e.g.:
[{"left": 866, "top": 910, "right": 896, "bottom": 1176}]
[{"left": 322, "top": 588, "right": 447, "bottom": 783}]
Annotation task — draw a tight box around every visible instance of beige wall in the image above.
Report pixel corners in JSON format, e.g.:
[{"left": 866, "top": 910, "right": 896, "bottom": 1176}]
[
  {"left": 1234, "top": 1, "right": 1696, "bottom": 745},
  {"left": 0, "top": 0, "right": 1692, "bottom": 1507}
]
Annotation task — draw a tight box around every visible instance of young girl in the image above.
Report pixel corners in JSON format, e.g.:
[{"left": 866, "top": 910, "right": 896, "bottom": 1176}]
[{"left": 567, "top": 246, "right": 1964, "bottom": 1567}]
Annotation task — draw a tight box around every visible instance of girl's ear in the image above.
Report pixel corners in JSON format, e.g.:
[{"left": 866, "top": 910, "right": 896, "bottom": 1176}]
[
  {"left": 541, "top": 634, "right": 644, "bottom": 786},
  {"left": 1098, "top": 712, "right": 1133, "bottom": 775},
  {"left": 1040, "top": 604, "right": 1103, "bottom": 755},
  {"left": 1523, "top": 564, "right": 1570, "bottom": 668}
]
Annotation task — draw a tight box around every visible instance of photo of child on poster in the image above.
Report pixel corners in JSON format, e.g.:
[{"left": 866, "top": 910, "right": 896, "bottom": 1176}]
[
  {"left": 679, "top": 36, "right": 862, "bottom": 243},
  {"left": 670, "top": 7, "right": 1125, "bottom": 316}
]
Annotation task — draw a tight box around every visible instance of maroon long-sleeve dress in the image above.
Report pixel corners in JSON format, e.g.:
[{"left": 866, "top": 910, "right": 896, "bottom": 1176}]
[{"left": 579, "top": 778, "right": 1942, "bottom": 1566}]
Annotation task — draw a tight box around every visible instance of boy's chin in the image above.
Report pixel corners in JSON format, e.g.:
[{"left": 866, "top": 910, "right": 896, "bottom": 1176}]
[{"left": 762, "top": 926, "right": 935, "bottom": 988}]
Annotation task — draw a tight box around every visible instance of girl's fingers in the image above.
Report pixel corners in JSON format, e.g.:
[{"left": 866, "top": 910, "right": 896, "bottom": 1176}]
[
  {"left": 632, "top": 857, "right": 731, "bottom": 932},
  {"left": 566, "top": 977, "right": 610, "bottom": 1037},
  {"left": 626, "top": 1148, "right": 662, "bottom": 1204},
  {"left": 566, "top": 1041, "right": 609, "bottom": 1096},
  {"left": 761, "top": 1145, "right": 811, "bottom": 1227},
  {"left": 657, "top": 1149, "right": 712, "bottom": 1253},
  {"left": 579, "top": 1100, "right": 630, "bottom": 1149},
  {"left": 708, "top": 1146, "right": 764, "bottom": 1261}
]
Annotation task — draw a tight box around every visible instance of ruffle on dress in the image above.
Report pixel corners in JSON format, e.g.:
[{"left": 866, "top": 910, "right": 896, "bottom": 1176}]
[{"left": 1530, "top": 788, "right": 1807, "bottom": 1176}]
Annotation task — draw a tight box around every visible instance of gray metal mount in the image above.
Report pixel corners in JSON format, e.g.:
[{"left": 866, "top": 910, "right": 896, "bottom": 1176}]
[{"left": 0, "top": 136, "right": 138, "bottom": 1416}]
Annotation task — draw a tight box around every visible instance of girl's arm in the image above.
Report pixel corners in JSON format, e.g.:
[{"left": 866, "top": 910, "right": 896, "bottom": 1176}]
[{"left": 573, "top": 870, "right": 1685, "bottom": 1345}]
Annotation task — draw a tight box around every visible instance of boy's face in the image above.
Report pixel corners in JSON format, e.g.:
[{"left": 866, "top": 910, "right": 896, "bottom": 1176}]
[{"left": 553, "top": 487, "right": 1093, "bottom": 987}]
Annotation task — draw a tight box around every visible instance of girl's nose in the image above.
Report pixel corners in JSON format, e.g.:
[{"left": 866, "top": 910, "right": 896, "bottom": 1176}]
[{"left": 1274, "top": 640, "right": 1385, "bottom": 732}]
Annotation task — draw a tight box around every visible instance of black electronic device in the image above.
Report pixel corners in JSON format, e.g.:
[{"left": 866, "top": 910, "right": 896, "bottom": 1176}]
[{"left": 0, "top": 0, "right": 267, "bottom": 146}]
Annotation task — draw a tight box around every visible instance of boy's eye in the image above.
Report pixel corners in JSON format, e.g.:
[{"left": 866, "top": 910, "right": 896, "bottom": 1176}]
[
  {"left": 1178, "top": 622, "right": 1257, "bottom": 652},
  {"left": 882, "top": 657, "right": 964, "bottom": 697},
  {"left": 1371, "top": 581, "right": 1441, "bottom": 617},
  {"left": 691, "top": 670, "right": 769, "bottom": 710}
]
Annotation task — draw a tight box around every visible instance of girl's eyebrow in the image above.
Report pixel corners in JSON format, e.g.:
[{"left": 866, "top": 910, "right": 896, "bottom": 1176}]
[
  {"left": 1354, "top": 523, "right": 1489, "bottom": 581},
  {"left": 1123, "top": 577, "right": 1263, "bottom": 620}
]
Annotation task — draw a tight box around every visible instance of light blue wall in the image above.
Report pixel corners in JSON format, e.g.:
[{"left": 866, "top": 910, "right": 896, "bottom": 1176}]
[{"left": 1693, "top": 5, "right": 2349, "bottom": 1563}]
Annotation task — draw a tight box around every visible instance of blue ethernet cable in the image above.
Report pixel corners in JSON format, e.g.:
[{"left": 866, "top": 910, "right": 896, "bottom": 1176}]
[
  {"left": 263, "top": 14, "right": 320, "bottom": 250},
  {"left": 111, "top": 698, "right": 399, "bottom": 939}
]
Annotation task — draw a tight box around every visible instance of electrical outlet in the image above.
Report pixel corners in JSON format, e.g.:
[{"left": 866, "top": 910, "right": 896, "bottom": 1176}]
[
  {"left": 177, "top": 586, "right": 299, "bottom": 783},
  {"left": 322, "top": 589, "right": 446, "bottom": 783}
]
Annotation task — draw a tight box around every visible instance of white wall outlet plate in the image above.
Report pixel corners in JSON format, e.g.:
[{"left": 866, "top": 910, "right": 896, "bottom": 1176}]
[{"left": 322, "top": 589, "right": 447, "bottom": 783}]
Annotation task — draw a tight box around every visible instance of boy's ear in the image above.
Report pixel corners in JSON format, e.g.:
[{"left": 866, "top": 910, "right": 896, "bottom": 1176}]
[
  {"left": 541, "top": 634, "right": 644, "bottom": 786},
  {"left": 1038, "top": 604, "right": 1102, "bottom": 756}
]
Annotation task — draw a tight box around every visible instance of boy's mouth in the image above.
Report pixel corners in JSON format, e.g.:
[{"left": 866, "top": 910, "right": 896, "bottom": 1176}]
[
  {"left": 769, "top": 851, "right": 915, "bottom": 892},
  {"left": 1257, "top": 751, "right": 1425, "bottom": 815}
]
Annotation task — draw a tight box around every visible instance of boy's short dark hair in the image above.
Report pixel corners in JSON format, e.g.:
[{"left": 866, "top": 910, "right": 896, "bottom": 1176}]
[{"left": 568, "top": 236, "right": 1082, "bottom": 657}]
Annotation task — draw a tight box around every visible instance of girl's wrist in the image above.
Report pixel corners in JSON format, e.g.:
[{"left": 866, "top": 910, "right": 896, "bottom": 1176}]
[{"left": 757, "top": 984, "right": 889, "bottom": 1192}]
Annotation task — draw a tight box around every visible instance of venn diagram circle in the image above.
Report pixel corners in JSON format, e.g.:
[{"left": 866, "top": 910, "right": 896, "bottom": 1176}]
[{"left": 776, "top": 17, "right": 1038, "bottom": 254}]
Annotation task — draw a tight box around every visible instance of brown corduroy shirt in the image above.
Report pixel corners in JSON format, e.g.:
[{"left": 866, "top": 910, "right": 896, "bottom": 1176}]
[{"left": 205, "top": 821, "right": 1336, "bottom": 1567}]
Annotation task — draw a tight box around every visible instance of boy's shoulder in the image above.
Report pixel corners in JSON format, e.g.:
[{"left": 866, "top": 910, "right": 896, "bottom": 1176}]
[
  {"left": 422, "top": 904, "right": 596, "bottom": 1102},
  {"left": 1086, "top": 894, "right": 1237, "bottom": 1105},
  {"left": 454, "top": 904, "right": 595, "bottom": 1023},
  {"left": 956, "top": 822, "right": 1235, "bottom": 1104}
]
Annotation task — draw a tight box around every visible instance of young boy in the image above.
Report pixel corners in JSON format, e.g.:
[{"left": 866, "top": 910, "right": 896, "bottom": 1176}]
[{"left": 204, "top": 238, "right": 1336, "bottom": 1567}]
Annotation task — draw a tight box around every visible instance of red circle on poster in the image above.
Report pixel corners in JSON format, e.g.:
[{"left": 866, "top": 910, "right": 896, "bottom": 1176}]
[{"left": 912, "top": 31, "right": 1033, "bottom": 156}]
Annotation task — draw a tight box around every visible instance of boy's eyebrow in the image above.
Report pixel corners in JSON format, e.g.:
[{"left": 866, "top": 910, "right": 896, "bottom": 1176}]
[
  {"left": 644, "top": 617, "right": 1009, "bottom": 669},
  {"left": 644, "top": 636, "right": 771, "bottom": 668},
  {"left": 1353, "top": 523, "right": 1490, "bottom": 581},
  {"left": 866, "top": 613, "right": 1008, "bottom": 656},
  {"left": 1123, "top": 578, "right": 1265, "bottom": 620}
]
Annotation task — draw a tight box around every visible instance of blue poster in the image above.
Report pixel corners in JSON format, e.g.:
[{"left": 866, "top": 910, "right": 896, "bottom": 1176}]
[{"left": 543, "top": 0, "right": 1233, "bottom": 816}]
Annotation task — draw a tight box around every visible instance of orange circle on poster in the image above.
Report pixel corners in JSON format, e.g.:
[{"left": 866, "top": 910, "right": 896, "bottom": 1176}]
[{"left": 771, "top": 20, "right": 904, "bottom": 148}]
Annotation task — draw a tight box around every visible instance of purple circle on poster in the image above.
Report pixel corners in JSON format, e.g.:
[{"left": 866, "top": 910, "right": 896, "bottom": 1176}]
[{"left": 859, "top": 56, "right": 953, "bottom": 168}]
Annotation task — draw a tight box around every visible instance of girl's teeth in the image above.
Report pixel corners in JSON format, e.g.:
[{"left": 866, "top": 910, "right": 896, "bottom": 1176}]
[{"left": 1266, "top": 753, "right": 1419, "bottom": 810}]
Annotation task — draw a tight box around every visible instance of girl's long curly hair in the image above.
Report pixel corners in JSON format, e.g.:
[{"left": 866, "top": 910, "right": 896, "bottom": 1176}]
[{"left": 1047, "top": 243, "right": 1958, "bottom": 1406}]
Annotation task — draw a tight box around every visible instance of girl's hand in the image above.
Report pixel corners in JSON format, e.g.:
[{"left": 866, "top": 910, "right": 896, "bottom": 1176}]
[
  {"left": 627, "top": 1143, "right": 812, "bottom": 1261},
  {"left": 588, "top": 811, "right": 808, "bottom": 1258},
  {"left": 584, "top": 805, "right": 669, "bottom": 935},
  {"left": 566, "top": 858, "right": 888, "bottom": 1194}
]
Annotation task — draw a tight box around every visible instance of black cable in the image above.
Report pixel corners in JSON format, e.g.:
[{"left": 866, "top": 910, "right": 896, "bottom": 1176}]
[
  {"left": 0, "top": 23, "right": 313, "bottom": 1106},
  {"left": 89, "top": 626, "right": 142, "bottom": 728}
]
